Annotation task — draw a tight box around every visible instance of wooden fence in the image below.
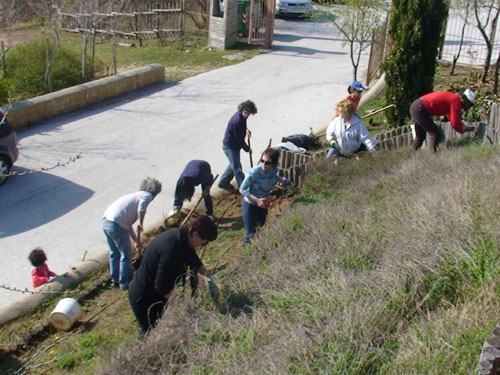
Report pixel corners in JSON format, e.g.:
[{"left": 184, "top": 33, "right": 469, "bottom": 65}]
[
  {"left": 278, "top": 110, "right": 500, "bottom": 187},
  {"left": 57, "top": 2, "right": 185, "bottom": 40},
  {"left": 184, "top": 0, "right": 210, "bottom": 32}
]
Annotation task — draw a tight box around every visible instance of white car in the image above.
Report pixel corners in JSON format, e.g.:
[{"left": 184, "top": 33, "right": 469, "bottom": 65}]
[{"left": 275, "top": 0, "right": 313, "bottom": 17}]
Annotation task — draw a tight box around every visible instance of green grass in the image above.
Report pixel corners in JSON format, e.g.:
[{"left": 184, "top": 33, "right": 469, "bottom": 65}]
[
  {"left": 1, "top": 27, "right": 261, "bottom": 101},
  {"left": 358, "top": 89, "right": 387, "bottom": 132}
]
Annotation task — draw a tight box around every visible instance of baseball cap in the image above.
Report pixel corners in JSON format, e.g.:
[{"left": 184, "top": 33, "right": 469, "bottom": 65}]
[
  {"left": 463, "top": 88, "right": 476, "bottom": 106},
  {"left": 350, "top": 81, "right": 366, "bottom": 92}
]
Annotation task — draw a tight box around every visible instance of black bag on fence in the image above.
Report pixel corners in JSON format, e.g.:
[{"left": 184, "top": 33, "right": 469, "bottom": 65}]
[{"left": 281, "top": 134, "right": 319, "bottom": 150}]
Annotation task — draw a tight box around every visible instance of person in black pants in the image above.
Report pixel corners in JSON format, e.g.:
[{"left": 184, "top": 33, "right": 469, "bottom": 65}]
[
  {"left": 128, "top": 215, "right": 217, "bottom": 335},
  {"left": 168, "top": 160, "right": 215, "bottom": 221}
]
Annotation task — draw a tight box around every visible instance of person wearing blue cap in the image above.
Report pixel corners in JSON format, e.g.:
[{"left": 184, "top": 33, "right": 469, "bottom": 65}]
[{"left": 334, "top": 80, "right": 366, "bottom": 118}]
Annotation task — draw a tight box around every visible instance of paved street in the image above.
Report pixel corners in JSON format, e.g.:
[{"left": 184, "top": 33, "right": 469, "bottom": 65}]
[{"left": 0, "top": 18, "right": 368, "bottom": 307}]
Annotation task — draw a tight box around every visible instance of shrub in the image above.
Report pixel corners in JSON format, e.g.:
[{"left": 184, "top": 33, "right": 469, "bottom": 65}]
[
  {"left": 5, "top": 38, "right": 92, "bottom": 99},
  {"left": 383, "top": 0, "right": 449, "bottom": 127},
  {"left": 0, "top": 78, "right": 12, "bottom": 105}
]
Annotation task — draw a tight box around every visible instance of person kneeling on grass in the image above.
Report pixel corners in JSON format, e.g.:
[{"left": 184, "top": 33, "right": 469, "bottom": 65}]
[
  {"left": 168, "top": 160, "right": 215, "bottom": 221},
  {"left": 239, "top": 148, "right": 290, "bottom": 247},
  {"left": 326, "top": 99, "right": 377, "bottom": 159},
  {"left": 128, "top": 215, "right": 218, "bottom": 335}
]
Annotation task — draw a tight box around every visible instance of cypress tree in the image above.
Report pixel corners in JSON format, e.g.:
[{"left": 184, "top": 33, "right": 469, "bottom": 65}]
[{"left": 383, "top": 0, "right": 449, "bottom": 127}]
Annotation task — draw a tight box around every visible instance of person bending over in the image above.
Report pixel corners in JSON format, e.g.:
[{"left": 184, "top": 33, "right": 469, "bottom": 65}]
[
  {"left": 102, "top": 177, "right": 162, "bottom": 290},
  {"left": 168, "top": 160, "right": 215, "bottom": 221},
  {"left": 128, "top": 215, "right": 218, "bottom": 334},
  {"left": 410, "top": 89, "right": 476, "bottom": 152}
]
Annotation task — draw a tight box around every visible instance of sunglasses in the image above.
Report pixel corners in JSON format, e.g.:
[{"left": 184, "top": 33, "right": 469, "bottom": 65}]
[{"left": 261, "top": 159, "right": 273, "bottom": 166}]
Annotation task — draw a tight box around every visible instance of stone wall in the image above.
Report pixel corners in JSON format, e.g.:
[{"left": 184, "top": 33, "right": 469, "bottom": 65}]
[
  {"left": 1, "top": 64, "right": 165, "bottom": 130},
  {"left": 208, "top": 0, "right": 238, "bottom": 49}
]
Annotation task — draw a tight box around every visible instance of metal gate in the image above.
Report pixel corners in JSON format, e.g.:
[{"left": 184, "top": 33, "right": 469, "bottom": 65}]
[{"left": 247, "top": 0, "right": 275, "bottom": 48}]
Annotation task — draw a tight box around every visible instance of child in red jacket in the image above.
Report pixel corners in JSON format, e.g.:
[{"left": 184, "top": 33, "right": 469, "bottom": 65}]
[{"left": 28, "top": 247, "right": 57, "bottom": 288}]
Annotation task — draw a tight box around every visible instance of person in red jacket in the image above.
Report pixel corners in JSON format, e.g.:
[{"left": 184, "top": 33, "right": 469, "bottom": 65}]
[
  {"left": 28, "top": 247, "right": 57, "bottom": 288},
  {"left": 410, "top": 89, "right": 476, "bottom": 152}
]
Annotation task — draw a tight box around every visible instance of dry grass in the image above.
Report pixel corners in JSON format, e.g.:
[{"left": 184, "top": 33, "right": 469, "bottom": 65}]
[{"left": 96, "top": 145, "right": 500, "bottom": 375}]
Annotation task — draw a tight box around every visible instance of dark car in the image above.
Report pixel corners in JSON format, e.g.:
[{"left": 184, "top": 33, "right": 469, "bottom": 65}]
[{"left": 0, "top": 112, "right": 19, "bottom": 185}]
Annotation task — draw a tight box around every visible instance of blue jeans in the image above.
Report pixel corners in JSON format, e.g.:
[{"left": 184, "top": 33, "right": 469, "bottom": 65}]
[
  {"left": 102, "top": 219, "right": 133, "bottom": 289},
  {"left": 242, "top": 200, "right": 268, "bottom": 246},
  {"left": 220, "top": 146, "right": 245, "bottom": 188}
]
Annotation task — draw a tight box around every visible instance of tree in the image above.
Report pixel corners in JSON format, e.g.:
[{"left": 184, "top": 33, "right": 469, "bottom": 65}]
[
  {"left": 317, "top": 0, "right": 384, "bottom": 80},
  {"left": 383, "top": 0, "right": 448, "bottom": 127},
  {"left": 450, "top": 0, "right": 472, "bottom": 75},
  {"left": 473, "top": 0, "right": 500, "bottom": 82}
]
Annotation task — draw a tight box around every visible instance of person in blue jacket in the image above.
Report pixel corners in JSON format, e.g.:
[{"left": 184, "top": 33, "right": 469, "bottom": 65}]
[
  {"left": 239, "top": 148, "right": 289, "bottom": 246},
  {"left": 168, "top": 160, "right": 215, "bottom": 221},
  {"left": 218, "top": 100, "right": 257, "bottom": 192}
]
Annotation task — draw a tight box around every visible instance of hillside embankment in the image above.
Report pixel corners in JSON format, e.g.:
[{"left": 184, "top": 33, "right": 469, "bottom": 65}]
[{"left": 95, "top": 145, "right": 500, "bottom": 375}]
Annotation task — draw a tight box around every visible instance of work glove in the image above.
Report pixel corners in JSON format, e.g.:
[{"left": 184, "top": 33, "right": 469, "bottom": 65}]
[
  {"left": 330, "top": 139, "right": 339, "bottom": 150},
  {"left": 168, "top": 208, "right": 180, "bottom": 217}
]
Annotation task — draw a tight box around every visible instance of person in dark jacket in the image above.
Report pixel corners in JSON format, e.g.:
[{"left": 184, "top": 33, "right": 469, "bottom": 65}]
[
  {"left": 218, "top": 100, "right": 257, "bottom": 191},
  {"left": 168, "top": 160, "right": 215, "bottom": 221},
  {"left": 128, "top": 215, "right": 218, "bottom": 334}
]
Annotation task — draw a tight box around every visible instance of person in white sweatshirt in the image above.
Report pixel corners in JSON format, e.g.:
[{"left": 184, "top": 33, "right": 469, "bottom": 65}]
[{"left": 326, "top": 99, "right": 377, "bottom": 158}]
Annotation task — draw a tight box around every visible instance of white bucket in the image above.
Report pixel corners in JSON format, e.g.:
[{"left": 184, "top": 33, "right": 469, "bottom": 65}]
[{"left": 49, "top": 298, "right": 83, "bottom": 331}]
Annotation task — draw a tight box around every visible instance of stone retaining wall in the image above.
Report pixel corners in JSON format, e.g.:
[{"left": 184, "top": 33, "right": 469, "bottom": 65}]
[{"left": 1, "top": 64, "right": 165, "bottom": 129}]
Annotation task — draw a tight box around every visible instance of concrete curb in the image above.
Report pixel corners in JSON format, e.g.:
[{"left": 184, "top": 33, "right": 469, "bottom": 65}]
[
  {"left": 0, "top": 252, "right": 109, "bottom": 325},
  {"left": 2, "top": 64, "right": 165, "bottom": 130}
]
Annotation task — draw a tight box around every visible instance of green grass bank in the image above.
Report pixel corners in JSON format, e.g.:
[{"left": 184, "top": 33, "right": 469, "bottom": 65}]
[{"left": 96, "top": 145, "right": 500, "bottom": 375}]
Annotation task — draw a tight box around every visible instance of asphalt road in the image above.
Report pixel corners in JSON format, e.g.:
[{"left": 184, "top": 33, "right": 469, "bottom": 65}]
[{"left": 0, "top": 18, "right": 368, "bottom": 307}]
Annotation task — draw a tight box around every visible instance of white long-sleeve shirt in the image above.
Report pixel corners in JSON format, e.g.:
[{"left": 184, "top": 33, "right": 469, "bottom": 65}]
[{"left": 326, "top": 113, "right": 376, "bottom": 155}]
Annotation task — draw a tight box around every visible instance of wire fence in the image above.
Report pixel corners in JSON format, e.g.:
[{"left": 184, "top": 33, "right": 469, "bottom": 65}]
[
  {"left": 57, "top": 0, "right": 211, "bottom": 41},
  {"left": 440, "top": 5, "right": 500, "bottom": 67}
]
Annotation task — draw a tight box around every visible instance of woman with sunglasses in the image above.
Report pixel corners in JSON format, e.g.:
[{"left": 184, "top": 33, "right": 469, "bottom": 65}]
[{"left": 239, "top": 148, "right": 289, "bottom": 246}]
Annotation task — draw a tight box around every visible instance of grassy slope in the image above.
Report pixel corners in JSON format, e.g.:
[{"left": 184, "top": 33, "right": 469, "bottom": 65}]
[{"left": 96, "top": 145, "right": 500, "bottom": 375}]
